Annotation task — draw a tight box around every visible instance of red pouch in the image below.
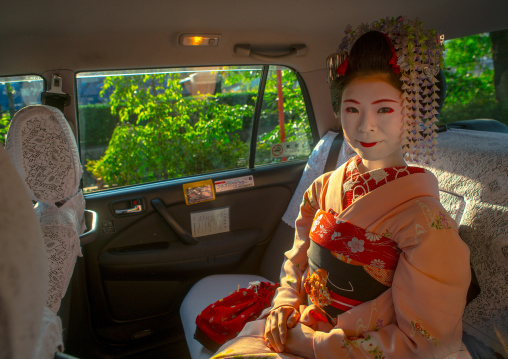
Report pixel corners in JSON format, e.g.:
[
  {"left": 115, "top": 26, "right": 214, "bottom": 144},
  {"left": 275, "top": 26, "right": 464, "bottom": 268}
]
[{"left": 194, "top": 281, "right": 279, "bottom": 352}]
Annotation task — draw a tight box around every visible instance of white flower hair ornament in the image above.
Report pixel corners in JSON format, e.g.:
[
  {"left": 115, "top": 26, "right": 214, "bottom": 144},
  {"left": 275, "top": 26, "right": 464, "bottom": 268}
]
[{"left": 327, "top": 16, "right": 445, "bottom": 163}]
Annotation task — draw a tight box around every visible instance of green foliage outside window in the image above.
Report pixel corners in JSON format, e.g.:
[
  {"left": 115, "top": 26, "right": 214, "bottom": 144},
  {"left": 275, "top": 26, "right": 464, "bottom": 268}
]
[
  {"left": 85, "top": 72, "right": 254, "bottom": 187},
  {"left": 0, "top": 112, "right": 11, "bottom": 145},
  {"left": 83, "top": 67, "right": 312, "bottom": 191},
  {"left": 440, "top": 31, "right": 508, "bottom": 125}
]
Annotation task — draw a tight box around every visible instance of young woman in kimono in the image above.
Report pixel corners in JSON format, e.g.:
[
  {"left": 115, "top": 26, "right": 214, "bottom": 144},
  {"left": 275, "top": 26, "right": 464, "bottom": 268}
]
[{"left": 211, "top": 17, "right": 471, "bottom": 359}]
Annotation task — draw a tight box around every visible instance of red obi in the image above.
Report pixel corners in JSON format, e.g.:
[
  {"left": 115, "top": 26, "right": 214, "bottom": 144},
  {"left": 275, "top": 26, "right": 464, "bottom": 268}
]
[
  {"left": 305, "top": 209, "right": 401, "bottom": 321},
  {"left": 310, "top": 209, "right": 400, "bottom": 286}
]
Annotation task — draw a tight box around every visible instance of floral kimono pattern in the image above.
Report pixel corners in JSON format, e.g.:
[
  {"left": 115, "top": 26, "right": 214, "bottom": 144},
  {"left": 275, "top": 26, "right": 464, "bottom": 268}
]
[
  {"left": 212, "top": 156, "right": 471, "bottom": 359},
  {"left": 303, "top": 157, "right": 426, "bottom": 324}
]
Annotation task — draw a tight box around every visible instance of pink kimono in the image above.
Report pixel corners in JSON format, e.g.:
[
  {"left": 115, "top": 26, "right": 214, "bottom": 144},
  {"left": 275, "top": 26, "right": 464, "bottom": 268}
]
[{"left": 212, "top": 156, "right": 471, "bottom": 359}]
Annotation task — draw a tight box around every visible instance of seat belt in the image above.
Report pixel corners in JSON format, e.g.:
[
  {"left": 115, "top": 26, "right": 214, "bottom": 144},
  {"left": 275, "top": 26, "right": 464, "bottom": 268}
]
[{"left": 324, "top": 129, "right": 344, "bottom": 173}]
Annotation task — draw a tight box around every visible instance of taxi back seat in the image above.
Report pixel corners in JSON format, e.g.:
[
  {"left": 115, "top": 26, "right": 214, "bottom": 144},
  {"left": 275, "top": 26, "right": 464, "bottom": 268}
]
[
  {"left": 412, "top": 128, "right": 508, "bottom": 357},
  {"left": 181, "top": 128, "right": 508, "bottom": 359}
]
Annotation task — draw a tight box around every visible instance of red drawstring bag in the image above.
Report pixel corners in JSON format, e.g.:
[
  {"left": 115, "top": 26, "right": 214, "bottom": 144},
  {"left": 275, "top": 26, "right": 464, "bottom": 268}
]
[{"left": 194, "top": 281, "right": 279, "bottom": 352}]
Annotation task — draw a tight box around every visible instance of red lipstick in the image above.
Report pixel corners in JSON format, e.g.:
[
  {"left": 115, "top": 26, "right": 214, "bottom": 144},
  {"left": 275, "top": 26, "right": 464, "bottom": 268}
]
[{"left": 360, "top": 142, "right": 377, "bottom": 148}]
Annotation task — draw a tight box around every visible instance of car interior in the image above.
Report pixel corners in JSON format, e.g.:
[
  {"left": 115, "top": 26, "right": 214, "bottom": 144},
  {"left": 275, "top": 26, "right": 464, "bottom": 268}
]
[{"left": 1, "top": 0, "right": 508, "bottom": 358}]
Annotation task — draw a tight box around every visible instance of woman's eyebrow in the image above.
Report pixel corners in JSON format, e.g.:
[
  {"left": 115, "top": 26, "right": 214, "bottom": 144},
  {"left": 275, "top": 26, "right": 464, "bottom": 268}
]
[
  {"left": 371, "top": 99, "right": 399, "bottom": 104},
  {"left": 343, "top": 99, "right": 360, "bottom": 104}
]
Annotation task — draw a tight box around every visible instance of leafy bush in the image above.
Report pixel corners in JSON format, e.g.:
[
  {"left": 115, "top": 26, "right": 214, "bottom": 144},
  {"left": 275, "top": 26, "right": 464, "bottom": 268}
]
[
  {"left": 78, "top": 104, "right": 120, "bottom": 147},
  {"left": 85, "top": 73, "right": 254, "bottom": 187},
  {"left": 440, "top": 32, "right": 508, "bottom": 126}
]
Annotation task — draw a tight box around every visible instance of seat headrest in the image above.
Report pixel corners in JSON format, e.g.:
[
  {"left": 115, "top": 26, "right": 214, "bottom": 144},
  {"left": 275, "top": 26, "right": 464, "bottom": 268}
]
[{"left": 5, "top": 105, "right": 82, "bottom": 203}]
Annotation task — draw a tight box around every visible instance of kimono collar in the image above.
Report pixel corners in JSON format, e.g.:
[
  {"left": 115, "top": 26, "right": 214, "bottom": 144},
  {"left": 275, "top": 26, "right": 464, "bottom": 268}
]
[{"left": 322, "top": 158, "right": 440, "bottom": 230}]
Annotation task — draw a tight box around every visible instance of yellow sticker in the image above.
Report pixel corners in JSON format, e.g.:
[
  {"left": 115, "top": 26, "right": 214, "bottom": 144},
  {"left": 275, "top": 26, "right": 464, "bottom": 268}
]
[{"left": 183, "top": 179, "right": 215, "bottom": 205}]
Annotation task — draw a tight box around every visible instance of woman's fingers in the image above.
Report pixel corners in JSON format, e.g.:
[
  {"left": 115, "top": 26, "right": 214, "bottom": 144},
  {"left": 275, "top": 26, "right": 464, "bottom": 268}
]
[
  {"left": 264, "top": 309, "right": 286, "bottom": 352},
  {"left": 286, "top": 309, "right": 300, "bottom": 328},
  {"left": 278, "top": 309, "right": 288, "bottom": 345},
  {"left": 264, "top": 315, "right": 273, "bottom": 348},
  {"left": 264, "top": 306, "right": 300, "bottom": 352}
]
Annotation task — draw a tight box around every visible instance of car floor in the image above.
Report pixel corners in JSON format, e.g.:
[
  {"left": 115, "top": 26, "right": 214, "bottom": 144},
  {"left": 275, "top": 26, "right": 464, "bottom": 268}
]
[{"left": 122, "top": 337, "right": 191, "bottom": 359}]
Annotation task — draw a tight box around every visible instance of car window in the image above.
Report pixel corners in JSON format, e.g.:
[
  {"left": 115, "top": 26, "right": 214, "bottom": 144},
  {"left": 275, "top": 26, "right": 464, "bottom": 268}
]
[
  {"left": 440, "top": 29, "right": 508, "bottom": 132},
  {"left": 77, "top": 65, "right": 315, "bottom": 192},
  {"left": 0, "top": 75, "right": 45, "bottom": 145},
  {"left": 256, "top": 67, "right": 313, "bottom": 165}
]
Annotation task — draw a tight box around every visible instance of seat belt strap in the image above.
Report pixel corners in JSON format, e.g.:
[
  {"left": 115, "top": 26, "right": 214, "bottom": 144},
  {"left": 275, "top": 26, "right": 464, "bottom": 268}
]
[{"left": 324, "top": 130, "right": 344, "bottom": 173}]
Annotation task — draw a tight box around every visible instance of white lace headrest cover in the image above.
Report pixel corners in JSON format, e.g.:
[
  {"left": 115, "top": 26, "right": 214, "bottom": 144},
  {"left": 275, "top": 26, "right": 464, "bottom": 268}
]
[
  {"left": 0, "top": 147, "right": 48, "bottom": 359},
  {"left": 5, "top": 105, "right": 82, "bottom": 203}
]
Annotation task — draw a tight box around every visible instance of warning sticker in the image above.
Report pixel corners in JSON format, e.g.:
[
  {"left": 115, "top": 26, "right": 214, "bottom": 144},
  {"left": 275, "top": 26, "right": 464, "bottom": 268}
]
[
  {"left": 214, "top": 176, "right": 254, "bottom": 193},
  {"left": 183, "top": 179, "right": 215, "bottom": 205},
  {"left": 270, "top": 141, "right": 309, "bottom": 160},
  {"left": 191, "top": 207, "right": 230, "bottom": 237}
]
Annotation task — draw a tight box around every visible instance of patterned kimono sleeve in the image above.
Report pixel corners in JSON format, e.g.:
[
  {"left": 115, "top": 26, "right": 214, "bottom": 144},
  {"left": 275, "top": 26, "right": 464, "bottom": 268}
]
[
  {"left": 270, "top": 173, "right": 330, "bottom": 312},
  {"left": 313, "top": 198, "right": 471, "bottom": 359}
]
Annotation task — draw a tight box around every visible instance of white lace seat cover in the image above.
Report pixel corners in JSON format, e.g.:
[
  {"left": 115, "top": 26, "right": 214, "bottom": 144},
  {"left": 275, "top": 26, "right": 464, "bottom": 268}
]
[
  {"left": 281, "top": 130, "right": 356, "bottom": 227},
  {"left": 6, "top": 105, "right": 85, "bottom": 313},
  {"left": 0, "top": 146, "right": 59, "bottom": 359},
  {"left": 5, "top": 105, "right": 82, "bottom": 203},
  {"left": 31, "top": 307, "right": 64, "bottom": 359},
  {"left": 410, "top": 128, "right": 508, "bottom": 355},
  {"left": 35, "top": 195, "right": 85, "bottom": 313}
]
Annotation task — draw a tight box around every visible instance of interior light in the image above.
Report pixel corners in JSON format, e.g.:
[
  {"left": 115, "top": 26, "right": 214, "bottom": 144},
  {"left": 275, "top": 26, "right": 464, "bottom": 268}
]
[
  {"left": 180, "top": 34, "right": 220, "bottom": 47},
  {"left": 189, "top": 36, "right": 204, "bottom": 46}
]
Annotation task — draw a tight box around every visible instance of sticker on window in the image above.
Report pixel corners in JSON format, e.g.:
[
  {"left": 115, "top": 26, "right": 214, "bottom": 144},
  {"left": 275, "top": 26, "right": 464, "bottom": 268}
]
[
  {"left": 191, "top": 207, "right": 230, "bottom": 237},
  {"left": 270, "top": 141, "right": 310, "bottom": 160},
  {"left": 183, "top": 179, "right": 215, "bottom": 205},
  {"left": 214, "top": 176, "right": 254, "bottom": 193}
]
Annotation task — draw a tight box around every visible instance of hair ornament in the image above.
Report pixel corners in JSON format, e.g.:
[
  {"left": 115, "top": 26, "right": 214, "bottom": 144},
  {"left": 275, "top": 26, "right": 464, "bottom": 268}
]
[
  {"left": 337, "top": 57, "right": 349, "bottom": 76},
  {"left": 326, "top": 16, "right": 445, "bottom": 162},
  {"left": 382, "top": 33, "right": 401, "bottom": 74}
]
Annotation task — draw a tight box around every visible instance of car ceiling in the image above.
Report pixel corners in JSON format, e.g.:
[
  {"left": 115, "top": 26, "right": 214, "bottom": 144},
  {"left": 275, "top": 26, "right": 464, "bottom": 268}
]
[{"left": 2, "top": 0, "right": 508, "bottom": 76}]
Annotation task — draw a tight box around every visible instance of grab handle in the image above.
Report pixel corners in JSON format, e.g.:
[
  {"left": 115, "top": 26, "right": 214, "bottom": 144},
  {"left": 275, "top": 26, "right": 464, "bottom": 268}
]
[{"left": 234, "top": 44, "right": 306, "bottom": 61}]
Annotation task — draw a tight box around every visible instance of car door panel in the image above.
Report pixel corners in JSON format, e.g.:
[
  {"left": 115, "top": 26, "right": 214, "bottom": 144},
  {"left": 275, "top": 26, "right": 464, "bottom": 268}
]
[{"left": 81, "top": 161, "right": 305, "bottom": 346}]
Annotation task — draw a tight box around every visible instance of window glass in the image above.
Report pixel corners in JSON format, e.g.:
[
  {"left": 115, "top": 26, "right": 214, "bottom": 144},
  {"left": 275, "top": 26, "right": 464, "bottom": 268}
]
[
  {"left": 441, "top": 29, "right": 508, "bottom": 132},
  {"left": 0, "top": 75, "right": 45, "bottom": 145},
  {"left": 77, "top": 66, "right": 314, "bottom": 193},
  {"left": 255, "top": 66, "right": 313, "bottom": 165}
]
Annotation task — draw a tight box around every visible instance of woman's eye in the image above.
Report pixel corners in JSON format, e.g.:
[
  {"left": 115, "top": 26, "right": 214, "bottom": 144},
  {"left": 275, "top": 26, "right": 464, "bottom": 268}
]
[
  {"left": 378, "top": 107, "right": 394, "bottom": 114},
  {"left": 345, "top": 107, "right": 358, "bottom": 113}
]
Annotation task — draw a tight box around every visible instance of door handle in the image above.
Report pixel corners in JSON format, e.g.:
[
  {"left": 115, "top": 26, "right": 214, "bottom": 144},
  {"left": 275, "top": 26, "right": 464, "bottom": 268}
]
[
  {"left": 115, "top": 204, "right": 143, "bottom": 215},
  {"left": 80, "top": 209, "right": 98, "bottom": 245},
  {"left": 151, "top": 198, "right": 198, "bottom": 245}
]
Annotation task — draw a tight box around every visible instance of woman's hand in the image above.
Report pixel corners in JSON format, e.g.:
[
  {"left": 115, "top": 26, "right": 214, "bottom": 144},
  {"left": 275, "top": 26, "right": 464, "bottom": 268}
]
[
  {"left": 285, "top": 323, "right": 316, "bottom": 359},
  {"left": 264, "top": 306, "right": 300, "bottom": 353}
]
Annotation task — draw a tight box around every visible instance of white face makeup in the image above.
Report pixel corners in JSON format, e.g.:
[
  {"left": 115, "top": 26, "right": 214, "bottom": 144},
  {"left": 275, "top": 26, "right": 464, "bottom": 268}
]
[{"left": 341, "top": 76, "right": 406, "bottom": 173}]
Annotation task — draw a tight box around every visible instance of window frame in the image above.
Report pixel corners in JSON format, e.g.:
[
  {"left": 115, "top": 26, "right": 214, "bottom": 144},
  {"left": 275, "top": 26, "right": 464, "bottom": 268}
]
[{"left": 75, "top": 64, "right": 319, "bottom": 192}]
